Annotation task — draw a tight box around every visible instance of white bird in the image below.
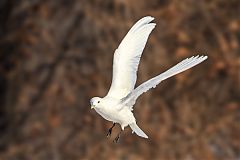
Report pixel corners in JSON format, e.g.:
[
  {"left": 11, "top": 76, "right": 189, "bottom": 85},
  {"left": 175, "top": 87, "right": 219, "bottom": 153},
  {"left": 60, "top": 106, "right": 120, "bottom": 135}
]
[{"left": 90, "top": 16, "right": 207, "bottom": 142}]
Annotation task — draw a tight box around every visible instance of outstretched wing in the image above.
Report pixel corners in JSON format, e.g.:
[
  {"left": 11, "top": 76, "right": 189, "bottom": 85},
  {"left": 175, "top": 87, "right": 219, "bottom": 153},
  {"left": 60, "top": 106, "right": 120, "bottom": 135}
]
[
  {"left": 121, "top": 55, "right": 208, "bottom": 109},
  {"left": 106, "top": 16, "right": 156, "bottom": 99}
]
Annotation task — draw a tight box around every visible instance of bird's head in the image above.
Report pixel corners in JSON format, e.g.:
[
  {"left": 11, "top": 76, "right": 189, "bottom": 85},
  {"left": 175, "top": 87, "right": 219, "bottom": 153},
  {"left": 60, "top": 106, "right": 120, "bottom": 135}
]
[{"left": 90, "top": 97, "right": 102, "bottom": 109}]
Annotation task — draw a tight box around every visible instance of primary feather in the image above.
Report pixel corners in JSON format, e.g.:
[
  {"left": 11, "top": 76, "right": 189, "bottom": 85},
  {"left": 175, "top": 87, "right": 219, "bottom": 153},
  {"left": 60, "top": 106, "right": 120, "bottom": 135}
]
[
  {"left": 107, "top": 16, "right": 156, "bottom": 99},
  {"left": 121, "top": 55, "right": 208, "bottom": 108}
]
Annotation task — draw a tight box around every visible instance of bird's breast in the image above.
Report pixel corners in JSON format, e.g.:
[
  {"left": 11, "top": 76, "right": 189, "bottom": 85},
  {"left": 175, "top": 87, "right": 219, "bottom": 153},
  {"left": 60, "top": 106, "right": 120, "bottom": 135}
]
[{"left": 94, "top": 107, "right": 118, "bottom": 122}]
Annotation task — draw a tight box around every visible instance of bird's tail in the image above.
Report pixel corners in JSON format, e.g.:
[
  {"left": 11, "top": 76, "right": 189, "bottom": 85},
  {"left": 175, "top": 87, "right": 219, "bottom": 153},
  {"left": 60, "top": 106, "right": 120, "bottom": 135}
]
[{"left": 129, "top": 123, "right": 148, "bottom": 138}]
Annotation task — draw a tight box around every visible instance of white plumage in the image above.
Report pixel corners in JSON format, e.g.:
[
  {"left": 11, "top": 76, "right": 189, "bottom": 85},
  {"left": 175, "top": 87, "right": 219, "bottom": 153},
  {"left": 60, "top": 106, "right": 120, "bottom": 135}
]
[
  {"left": 107, "top": 16, "right": 156, "bottom": 99},
  {"left": 90, "top": 16, "right": 207, "bottom": 141},
  {"left": 121, "top": 55, "right": 207, "bottom": 109}
]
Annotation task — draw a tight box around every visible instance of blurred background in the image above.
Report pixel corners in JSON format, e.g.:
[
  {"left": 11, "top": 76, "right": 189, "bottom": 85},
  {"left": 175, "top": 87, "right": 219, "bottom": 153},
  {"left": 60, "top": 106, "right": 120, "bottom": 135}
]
[{"left": 0, "top": 0, "right": 240, "bottom": 159}]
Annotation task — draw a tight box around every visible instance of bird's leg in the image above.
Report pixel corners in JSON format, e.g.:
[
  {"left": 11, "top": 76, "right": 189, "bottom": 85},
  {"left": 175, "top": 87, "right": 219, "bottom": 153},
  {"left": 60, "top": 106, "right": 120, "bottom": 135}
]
[
  {"left": 113, "top": 130, "right": 122, "bottom": 143},
  {"left": 107, "top": 123, "right": 116, "bottom": 138}
]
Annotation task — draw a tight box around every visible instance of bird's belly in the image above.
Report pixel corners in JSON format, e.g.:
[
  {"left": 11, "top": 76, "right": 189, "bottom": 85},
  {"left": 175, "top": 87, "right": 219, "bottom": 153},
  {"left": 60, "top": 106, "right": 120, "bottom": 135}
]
[{"left": 95, "top": 107, "right": 135, "bottom": 125}]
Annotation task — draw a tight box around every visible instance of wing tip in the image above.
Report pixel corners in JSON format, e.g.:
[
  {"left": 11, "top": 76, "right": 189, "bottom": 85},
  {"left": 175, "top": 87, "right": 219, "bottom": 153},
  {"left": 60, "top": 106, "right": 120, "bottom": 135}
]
[
  {"left": 138, "top": 16, "right": 155, "bottom": 25},
  {"left": 144, "top": 15, "right": 155, "bottom": 21},
  {"left": 129, "top": 16, "right": 155, "bottom": 34},
  {"left": 195, "top": 55, "right": 208, "bottom": 61}
]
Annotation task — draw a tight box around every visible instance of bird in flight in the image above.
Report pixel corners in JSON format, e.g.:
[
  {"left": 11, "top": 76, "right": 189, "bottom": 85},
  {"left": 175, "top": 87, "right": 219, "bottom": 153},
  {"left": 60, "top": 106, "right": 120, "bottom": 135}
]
[{"left": 90, "top": 16, "right": 207, "bottom": 143}]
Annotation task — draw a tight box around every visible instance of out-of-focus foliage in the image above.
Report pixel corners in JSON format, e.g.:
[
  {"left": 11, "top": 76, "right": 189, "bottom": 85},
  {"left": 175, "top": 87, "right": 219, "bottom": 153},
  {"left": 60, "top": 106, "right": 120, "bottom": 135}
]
[{"left": 0, "top": 0, "right": 239, "bottom": 159}]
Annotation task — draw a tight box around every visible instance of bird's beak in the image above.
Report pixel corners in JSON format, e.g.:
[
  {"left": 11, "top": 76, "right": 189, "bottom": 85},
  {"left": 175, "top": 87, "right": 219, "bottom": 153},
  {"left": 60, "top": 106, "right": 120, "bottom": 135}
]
[{"left": 91, "top": 105, "right": 95, "bottom": 109}]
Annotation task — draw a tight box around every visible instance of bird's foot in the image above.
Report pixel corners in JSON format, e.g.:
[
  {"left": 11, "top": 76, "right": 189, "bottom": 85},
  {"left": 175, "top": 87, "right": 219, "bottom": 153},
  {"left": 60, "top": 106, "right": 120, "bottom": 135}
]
[
  {"left": 107, "top": 123, "right": 116, "bottom": 138},
  {"left": 106, "top": 128, "right": 112, "bottom": 138},
  {"left": 113, "top": 135, "right": 120, "bottom": 143}
]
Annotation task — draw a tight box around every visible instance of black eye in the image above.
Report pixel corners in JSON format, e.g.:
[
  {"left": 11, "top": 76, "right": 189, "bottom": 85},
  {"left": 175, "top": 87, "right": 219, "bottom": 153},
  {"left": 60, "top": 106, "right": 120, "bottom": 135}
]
[{"left": 97, "top": 101, "right": 100, "bottom": 103}]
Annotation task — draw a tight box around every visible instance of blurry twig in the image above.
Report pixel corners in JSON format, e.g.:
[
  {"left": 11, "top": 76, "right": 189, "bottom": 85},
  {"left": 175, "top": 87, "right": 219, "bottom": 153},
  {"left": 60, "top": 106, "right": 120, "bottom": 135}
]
[
  {"left": 18, "top": 11, "right": 84, "bottom": 126},
  {"left": 197, "top": 1, "right": 230, "bottom": 62}
]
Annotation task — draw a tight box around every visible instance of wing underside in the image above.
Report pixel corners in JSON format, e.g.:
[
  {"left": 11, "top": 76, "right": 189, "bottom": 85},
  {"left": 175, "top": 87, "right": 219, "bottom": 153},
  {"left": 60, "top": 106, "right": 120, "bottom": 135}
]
[
  {"left": 106, "top": 16, "right": 156, "bottom": 99},
  {"left": 121, "top": 55, "right": 208, "bottom": 109}
]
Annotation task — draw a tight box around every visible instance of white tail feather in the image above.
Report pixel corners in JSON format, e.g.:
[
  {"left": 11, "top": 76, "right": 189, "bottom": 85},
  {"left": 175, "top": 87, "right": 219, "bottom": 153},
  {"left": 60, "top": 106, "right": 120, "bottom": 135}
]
[{"left": 129, "top": 123, "right": 148, "bottom": 138}]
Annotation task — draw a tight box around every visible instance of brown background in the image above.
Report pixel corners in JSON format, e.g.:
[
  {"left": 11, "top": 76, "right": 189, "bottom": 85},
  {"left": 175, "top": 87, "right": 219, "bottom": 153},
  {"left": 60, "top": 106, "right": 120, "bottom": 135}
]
[{"left": 0, "top": 0, "right": 240, "bottom": 159}]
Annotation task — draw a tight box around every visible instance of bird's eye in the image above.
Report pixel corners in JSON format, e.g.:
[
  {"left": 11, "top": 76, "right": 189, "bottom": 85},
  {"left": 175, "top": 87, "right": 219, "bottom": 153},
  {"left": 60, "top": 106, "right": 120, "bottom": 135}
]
[{"left": 97, "top": 101, "right": 100, "bottom": 103}]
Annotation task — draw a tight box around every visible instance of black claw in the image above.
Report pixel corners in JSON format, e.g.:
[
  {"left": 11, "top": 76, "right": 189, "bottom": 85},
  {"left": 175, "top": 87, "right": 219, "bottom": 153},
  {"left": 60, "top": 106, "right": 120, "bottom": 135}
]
[
  {"left": 107, "top": 129, "right": 112, "bottom": 138},
  {"left": 106, "top": 123, "right": 115, "bottom": 138},
  {"left": 113, "top": 130, "right": 122, "bottom": 143},
  {"left": 113, "top": 135, "right": 120, "bottom": 143}
]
